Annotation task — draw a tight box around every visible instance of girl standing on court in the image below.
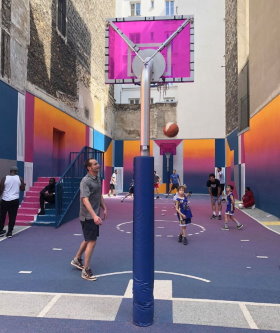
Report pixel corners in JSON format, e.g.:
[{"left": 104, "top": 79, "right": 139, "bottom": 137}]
[{"left": 175, "top": 185, "right": 192, "bottom": 245}]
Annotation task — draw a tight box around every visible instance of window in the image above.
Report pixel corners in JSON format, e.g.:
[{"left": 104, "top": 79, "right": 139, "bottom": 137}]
[
  {"left": 164, "top": 97, "right": 176, "bottom": 103},
  {"left": 130, "top": 2, "right": 141, "bottom": 16},
  {"left": 151, "top": 1, "right": 154, "bottom": 9},
  {"left": 165, "top": 1, "right": 174, "bottom": 16},
  {"left": 57, "top": 0, "right": 67, "bottom": 37},
  {"left": 129, "top": 98, "right": 153, "bottom": 104},
  {"left": 129, "top": 98, "right": 140, "bottom": 104}
]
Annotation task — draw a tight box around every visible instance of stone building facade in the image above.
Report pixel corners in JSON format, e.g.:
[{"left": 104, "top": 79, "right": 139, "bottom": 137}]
[
  {"left": 114, "top": 102, "right": 177, "bottom": 140},
  {"left": 1, "top": 0, "right": 115, "bottom": 137},
  {"left": 225, "top": 0, "right": 238, "bottom": 135}
]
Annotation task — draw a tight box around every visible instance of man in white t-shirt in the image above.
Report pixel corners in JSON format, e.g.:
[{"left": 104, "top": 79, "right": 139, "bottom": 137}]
[{"left": 0, "top": 166, "right": 25, "bottom": 238}]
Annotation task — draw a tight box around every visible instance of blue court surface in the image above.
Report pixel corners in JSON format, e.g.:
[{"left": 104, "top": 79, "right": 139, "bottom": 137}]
[{"left": 0, "top": 195, "right": 279, "bottom": 332}]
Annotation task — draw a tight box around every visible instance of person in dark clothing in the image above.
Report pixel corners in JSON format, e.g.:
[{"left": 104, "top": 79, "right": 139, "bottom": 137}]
[
  {"left": 38, "top": 178, "right": 56, "bottom": 215},
  {"left": 206, "top": 173, "right": 222, "bottom": 220},
  {"left": 0, "top": 166, "right": 26, "bottom": 238}
]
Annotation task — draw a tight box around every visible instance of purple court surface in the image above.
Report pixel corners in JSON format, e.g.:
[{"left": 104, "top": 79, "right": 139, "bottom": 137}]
[{"left": 0, "top": 195, "right": 279, "bottom": 332}]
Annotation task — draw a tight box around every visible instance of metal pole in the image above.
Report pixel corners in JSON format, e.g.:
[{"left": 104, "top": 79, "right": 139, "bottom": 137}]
[{"left": 140, "top": 58, "right": 153, "bottom": 156}]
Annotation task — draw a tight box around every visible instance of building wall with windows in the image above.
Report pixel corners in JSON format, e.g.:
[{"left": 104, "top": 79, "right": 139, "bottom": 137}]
[
  {"left": 0, "top": 0, "right": 115, "bottom": 188},
  {"left": 225, "top": 0, "right": 280, "bottom": 217}
]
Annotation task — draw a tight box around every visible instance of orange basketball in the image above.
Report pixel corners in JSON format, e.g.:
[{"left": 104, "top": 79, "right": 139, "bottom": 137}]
[{"left": 163, "top": 122, "right": 179, "bottom": 137}]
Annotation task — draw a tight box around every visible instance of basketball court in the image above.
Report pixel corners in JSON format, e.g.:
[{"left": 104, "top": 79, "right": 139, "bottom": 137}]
[{"left": 0, "top": 195, "right": 279, "bottom": 332}]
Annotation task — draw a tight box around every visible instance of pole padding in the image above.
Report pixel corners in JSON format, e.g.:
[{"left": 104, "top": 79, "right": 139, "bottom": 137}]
[{"left": 133, "top": 156, "right": 154, "bottom": 327}]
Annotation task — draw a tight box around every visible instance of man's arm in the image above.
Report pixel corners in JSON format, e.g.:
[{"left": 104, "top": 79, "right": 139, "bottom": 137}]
[
  {"left": 20, "top": 177, "right": 26, "bottom": 191},
  {"left": 40, "top": 185, "right": 48, "bottom": 195},
  {"left": 0, "top": 177, "right": 6, "bottom": 196},
  {"left": 82, "top": 197, "right": 102, "bottom": 225},
  {"left": 100, "top": 196, "right": 107, "bottom": 219}
]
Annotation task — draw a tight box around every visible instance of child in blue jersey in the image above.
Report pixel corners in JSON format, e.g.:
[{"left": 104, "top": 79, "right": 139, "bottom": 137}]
[
  {"left": 175, "top": 185, "right": 192, "bottom": 245},
  {"left": 221, "top": 185, "right": 244, "bottom": 231}
]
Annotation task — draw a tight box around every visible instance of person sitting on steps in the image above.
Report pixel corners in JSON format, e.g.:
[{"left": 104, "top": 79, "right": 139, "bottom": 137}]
[{"left": 38, "top": 178, "right": 56, "bottom": 215}]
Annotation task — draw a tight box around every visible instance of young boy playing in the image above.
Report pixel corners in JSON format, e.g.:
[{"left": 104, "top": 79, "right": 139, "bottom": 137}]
[
  {"left": 221, "top": 185, "right": 244, "bottom": 231},
  {"left": 175, "top": 185, "right": 192, "bottom": 245}
]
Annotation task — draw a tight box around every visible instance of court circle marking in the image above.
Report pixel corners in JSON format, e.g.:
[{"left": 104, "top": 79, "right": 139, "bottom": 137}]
[
  {"left": 95, "top": 270, "right": 211, "bottom": 283},
  {"left": 116, "top": 220, "right": 206, "bottom": 237}
]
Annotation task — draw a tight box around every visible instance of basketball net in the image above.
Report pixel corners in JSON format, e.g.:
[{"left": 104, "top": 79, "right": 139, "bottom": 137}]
[{"left": 156, "top": 82, "right": 169, "bottom": 99}]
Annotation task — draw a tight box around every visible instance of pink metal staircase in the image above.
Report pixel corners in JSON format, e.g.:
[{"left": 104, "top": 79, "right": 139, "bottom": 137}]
[{"left": 16, "top": 177, "right": 57, "bottom": 226}]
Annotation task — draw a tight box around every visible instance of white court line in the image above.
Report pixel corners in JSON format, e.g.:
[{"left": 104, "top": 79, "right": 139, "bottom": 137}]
[
  {"left": 52, "top": 248, "right": 62, "bottom": 251},
  {"left": 256, "top": 256, "right": 268, "bottom": 259},
  {"left": 0, "top": 226, "right": 30, "bottom": 242},
  {"left": 37, "top": 294, "right": 61, "bottom": 318},
  {"left": 18, "top": 271, "right": 32, "bottom": 274},
  {"left": 73, "top": 234, "right": 82, "bottom": 236},
  {"left": 1, "top": 290, "right": 280, "bottom": 308},
  {"left": 240, "top": 240, "right": 250, "bottom": 242},
  {"left": 239, "top": 303, "right": 258, "bottom": 329}
]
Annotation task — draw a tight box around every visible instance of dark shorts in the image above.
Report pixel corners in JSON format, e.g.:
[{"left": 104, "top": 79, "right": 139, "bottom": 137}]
[
  {"left": 171, "top": 183, "right": 179, "bottom": 191},
  {"left": 81, "top": 219, "right": 99, "bottom": 241},
  {"left": 110, "top": 184, "right": 115, "bottom": 190}
]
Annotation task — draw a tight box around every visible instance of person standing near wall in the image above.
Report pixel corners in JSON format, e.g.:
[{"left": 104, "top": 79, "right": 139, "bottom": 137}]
[
  {"left": 206, "top": 173, "right": 222, "bottom": 220},
  {"left": 166, "top": 169, "right": 181, "bottom": 197},
  {"left": 71, "top": 158, "right": 107, "bottom": 281},
  {"left": 154, "top": 170, "right": 160, "bottom": 199},
  {"left": 216, "top": 167, "right": 225, "bottom": 199},
  {"left": 108, "top": 169, "right": 117, "bottom": 197},
  {"left": 0, "top": 166, "right": 26, "bottom": 238}
]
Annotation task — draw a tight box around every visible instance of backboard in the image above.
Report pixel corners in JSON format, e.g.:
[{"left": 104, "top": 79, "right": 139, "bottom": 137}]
[{"left": 105, "top": 16, "right": 194, "bottom": 84}]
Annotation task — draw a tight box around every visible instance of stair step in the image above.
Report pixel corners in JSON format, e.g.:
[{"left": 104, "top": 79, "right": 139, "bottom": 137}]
[
  {"left": 33, "top": 221, "right": 56, "bottom": 226},
  {"left": 21, "top": 202, "right": 40, "bottom": 208},
  {"left": 37, "top": 177, "right": 59, "bottom": 182},
  {"left": 36, "top": 215, "right": 56, "bottom": 222},
  {"left": 17, "top": 215, "right": 36, "bottom": 222},
  {"left": 18, "top": 208, "right": 39, "bottom": 214},
  {"left": 23, "top": 197, "right": 40, "bottom": 203}
]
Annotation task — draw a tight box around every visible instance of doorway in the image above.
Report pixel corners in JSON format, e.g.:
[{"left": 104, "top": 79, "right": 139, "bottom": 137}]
[{"left": 52, "top": 128, "right": 65, "bottom": 176}]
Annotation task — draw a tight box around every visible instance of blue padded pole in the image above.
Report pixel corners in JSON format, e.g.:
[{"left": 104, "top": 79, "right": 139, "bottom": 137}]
[{"left": 133, "top": 156, "right": 154, "bottom": 326}]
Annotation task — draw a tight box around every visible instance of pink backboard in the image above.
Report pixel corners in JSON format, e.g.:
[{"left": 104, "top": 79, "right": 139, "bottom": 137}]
[{"left": 105, "top": 16, "right": 194, "bottom": 84}]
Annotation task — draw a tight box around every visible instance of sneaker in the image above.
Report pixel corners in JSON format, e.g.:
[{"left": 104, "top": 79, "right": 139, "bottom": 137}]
[
  {"left": 0, "top": 230, "right": 6, "bottom": 237},
  {"left": 218, "top": 215, "right": 222, "bottom": 220},
  {"left": 156, "top": 196, "right": 159, "bottom": 199},
  {"left": 221, "top": 226, "right": 229, "bottom": 231},
  {"left": 81, "top": 268, "right": 97, "bottom": 281},
  {"left": 210, "top": 215, "right": 216, "bottom": 219},
  {"left": 6, "top": 232, "right": 12, "bottom": 238},
  {"left": 237, "top": 224, "right": 244, "bottom": 230},
  {"left": 178, "top": 234, "right": 183, "bottom": 243},
  {"left": 71, "top": 258, "right": 84, "bottom": 270},
  {"left": 38, "top": 210, "right": 45, "bottom": 215},
  {"left": 183, "top": 237, "right": 188, "bottom": 245}
]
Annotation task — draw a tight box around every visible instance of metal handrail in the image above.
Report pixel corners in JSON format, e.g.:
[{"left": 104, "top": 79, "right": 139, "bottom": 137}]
[{"left": 55, "top": 146, "right": 104, "bottom": 227}]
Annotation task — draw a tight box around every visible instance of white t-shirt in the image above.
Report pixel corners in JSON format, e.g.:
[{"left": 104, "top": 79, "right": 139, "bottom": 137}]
[
  {"left": 217, "top": 170, "right": 225, "bottom": 184},
  {"left": 110, "top": 172, "right": 117, "bottom": 185},
  {"left": 2, "top": 175, "right": 21, "bottom": 201}
]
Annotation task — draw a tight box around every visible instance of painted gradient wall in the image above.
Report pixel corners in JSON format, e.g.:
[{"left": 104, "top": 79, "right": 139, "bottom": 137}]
[
  {"left": 183, "top": 139, "right": 215, "bottom": 193},
  {"left": 243, "top": 95, "right": 280, "bottom": 217},
  {"left": 32, "top": 97, "right": 87, "bottom": 179}
]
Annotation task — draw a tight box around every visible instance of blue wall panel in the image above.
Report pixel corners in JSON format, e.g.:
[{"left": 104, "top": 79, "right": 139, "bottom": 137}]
[{"left": 0, "top": 81, "right": 18, "bottom": 159}]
